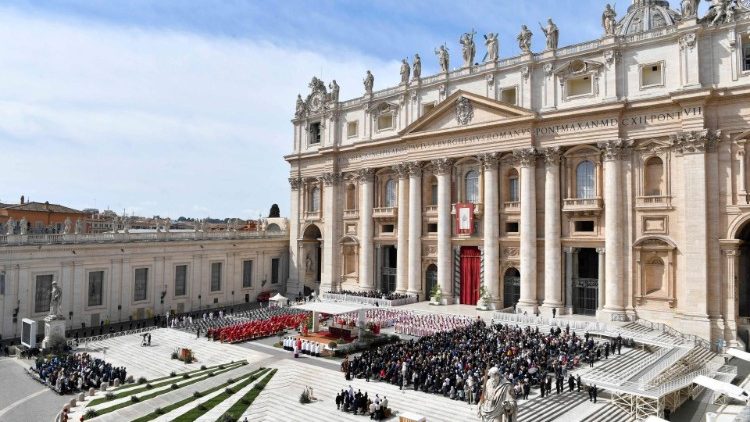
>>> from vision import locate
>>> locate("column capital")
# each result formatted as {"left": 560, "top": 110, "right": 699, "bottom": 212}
{"left": 393, "top": 163, "right": 410, "bottom": 179}
{"left": 319, "top": 172, "right": 342, "bottom": 186}
{"left": 407, "top": 162, "right": 423, "bottom": 177}
{"left": 563, "top": 246, "right": 578, "bottom": 254}
{"left": 670, "top": 129, "right": 721, "bottom": 154}
{"left": 722, "top": 249, "right": 741, "bottom": 257}
{"left": 542, "top": 146, "right": 562, "bottom": 165}
{"left": 288, "top": 177, "right": 303, "bottom": 190}
{"left": 513, "top": 147, "right": 538, "bottom": 167}
{"left": 354, "top": 168, "right": 376, "bottom": 183}
{"left": 596, "top": 247, "right": 606, "bottom": 255}
{"left": 431, "top": 158, "right": 454, "bottom": 175}
{"left": 478, "top": 153, "right": 500, "bottom": 170}
{"left": 598, "top": 138, "right": 633, "bottom": 161}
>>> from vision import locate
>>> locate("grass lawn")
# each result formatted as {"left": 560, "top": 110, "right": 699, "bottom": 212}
{"left": 219, "top": 369, "right": 278, "bottom": 421}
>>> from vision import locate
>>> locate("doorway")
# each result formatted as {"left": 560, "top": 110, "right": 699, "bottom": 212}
{"left": 459, "top": 246, "right": 481, "bottom": 305}
{"left": 573, "top": 248, "right": 599, "bottom": 316}
{"left": 503, "top": 268, "right": 520, "bottom": 309}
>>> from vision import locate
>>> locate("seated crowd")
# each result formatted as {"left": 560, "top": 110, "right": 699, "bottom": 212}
{"left": 328, "top": 290, "right": 412, "bottom": 301}
{"left": 31, "top": 352, "right": 126, "bottom": 394}
{"left": 394, "top": 312, "right": 474, "bottom": 336}
{"left": 343, "top": 319, "right": 616, "bottom": 404}
{"left": 335, "top": 387, "right": 390, "bottom": 420}
{"left": 207, "top": 311, "right": 308, "bottom": 343}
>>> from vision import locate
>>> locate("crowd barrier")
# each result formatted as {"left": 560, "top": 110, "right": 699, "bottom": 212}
{"left": 320, "top": 293, "right": 418, "bottom": 307}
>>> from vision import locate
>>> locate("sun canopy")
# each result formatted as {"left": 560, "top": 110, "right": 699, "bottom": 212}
{"left": 295, "top": 302, "right": 372, "bottom": 315}
{"left": 269, "top": 293, "right": 287, "bottom": 302}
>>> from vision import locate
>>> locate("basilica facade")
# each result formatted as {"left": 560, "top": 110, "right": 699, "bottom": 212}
{"left": 286, "top": 0, "right": 750, "bottom": 347}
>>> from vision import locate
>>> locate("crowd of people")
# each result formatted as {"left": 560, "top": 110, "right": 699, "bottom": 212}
{"left": 283, "top": 336, "right": 325, "bottom": 357}
{"left": 30, "top": 352, "right": 126, "bottom": 394}
{"left": 342, "top": 319, "right": 622, "bottom": 405}
{"left": 207, "top": 311, "right": 309, "bottom": 343}
{"left": 335, "top": 386, "right": 390, "bottom": 420}
{"left": 328, "top": 290, "right": 413, "bottom": 301}
{"left": 394, "top": 313, "right": 475, "bottom": 337}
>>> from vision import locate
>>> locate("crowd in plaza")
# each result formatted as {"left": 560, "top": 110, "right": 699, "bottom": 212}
{"left": 329, "top": 290, "right": 412, "bottom": 301}
{"left": 393, "top": 313, "right": 475, "bottom": 337}
{"left": 283, "top": 336, "right": 325, "bottom": 357}
{"left": 335, "top": 386, "right": 391, "bottom": 420}
{"left": 207, "top": 311, "right": 308, "bottom": 343}
{"left": 342, "top": 319, "right": 622, "bottom": 405}
{"left": 30, "top": 352, "right": 126, "bottom": 394}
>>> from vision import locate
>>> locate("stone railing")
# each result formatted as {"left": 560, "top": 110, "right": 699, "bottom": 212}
{"left": 372, "top": 207, "right": 398, "bottom": 218}
{"left": 343, "top": 209, "right": 359, "bottom": 219}
{"left": 423, "top": 205, "right": 438, "bottom": 215}
{"left": 563, "top": 197, "right": 603, "bottom": 212}
{"left": 0, "top": 230, "right": 287, "bottom": 246}
{"left": 555, "top": 39, "right": 602, "bottom": 58}
{"left": 636, "top": 195, "right": 672, "bottom": 208}
{"left": 503, "top": 201, "right": 520, "bottom": 212}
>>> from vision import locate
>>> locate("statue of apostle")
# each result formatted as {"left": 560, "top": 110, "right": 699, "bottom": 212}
{"left": 517, "top": 25, "right": 533, "bottom": 55}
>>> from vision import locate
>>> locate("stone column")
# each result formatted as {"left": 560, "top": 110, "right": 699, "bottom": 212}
{"left": 407, "top": 163, "right": 423, "bottom": 297}
{"left": 597, "top": 248, "right": 606, "bottom": 312}
{"left": 288, "top": 177, "right": 303, "bottom": 294}
{"left": 674, "top": 131, "right": 718, "bottom": 325}
{"left": 320, "top": 172, "right": 341, "bottom": 293}
{"left": 738, "top": 144, "right": 747, "bottom": 203}
{"left": 721, "top": 244, "right": 740, "bottom": 347}
{"left": 542, "top": 147, "right": 563, "bottom": 316}
{"left": 564, "top": 247, "right": 575, "bottom": 314}
{"left": 481, "top": 153, "right": 500, "bottom": 307}
{"left": 357, "top": 169, "right": 376, "bottom": 291}
{"left": 394, "top": 164, "right": 410, "bottom": 294}
{"left": 515, "top": 147, "right": 538, "bottom": 314}
{"left": 433, "top": 158, "right": 454, "bottom": 303}
{"left": 599, "top": 139, "right": 631, "bottom": 318}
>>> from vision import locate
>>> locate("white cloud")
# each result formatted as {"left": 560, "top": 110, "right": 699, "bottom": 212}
{"left": 0, "top": 7, "right": 399, "bottom": 218}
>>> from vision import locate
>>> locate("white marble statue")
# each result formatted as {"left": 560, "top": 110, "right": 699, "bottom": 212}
{"left": 5, "top": 217, "right": 13, "bottom": 235}
{"left": 435, "top": 44, "right": 450, "bottom": 73}
{"left": 19, "top": 217, "right": 27, "bottom": 235}
{"left": 329, "top": 80, "right": 339, "bottom": 103}
{"left": 478, "top": 367, "right": 517, "bottom": 422}
{"left": 49, "top": 280, "right": 62, "bottom": 319}
{"left": 708, "top": 0, "right": 736, "bottom": 25}
{"left": 602, "top": 4, "right": 617, "bottom": 36}
{"left": 75, "top": 218, "right": 82, "bottom": 235}
{"left": 540, "top": 18, "right": 559, "bottom": 51}
{"left": 459, "top": 29, "right": 477, "bottom": 67}
{"left": 111, "top": 216, "right": 119, "bottom": 233}
{"left": 164, "top": 218, "right": 171, "bottom": 233}
{"left": 295, "top": 94, "right": 305, "bottom": 118}
{"left": 363, "top": 70, "right": 374, "bottom": 95}
{"left": 306, "top": 254, "right": 313, "bottom": 272}
{"left": 681, "top": 0, "right": 699, "bottom": 17}
{"left": 400, "top": 58, "right": 410, "bottom": 85}
{"left": 123, "top": 217, "right": 130, "bottom": 234}
{"left": 484, "top": 33, "right": 499, "bottom": 62}
{"left": 517, "top": 25, "right": 533, "bottom": 55}
{"left": 412, "top": 54, "right": 421, "bottom": 80}
{"left": 63, "top": 217, "right": 72, "bottom": 234}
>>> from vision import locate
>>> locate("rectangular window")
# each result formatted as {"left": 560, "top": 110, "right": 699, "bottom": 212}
{"left": 346, "top": 121, "right": 358, "bottom": 138}
{"left": 377, "top": 114, "right": 393, "bottom": 131}
{"left": 134, "top": 268, "right": 148, "bottom": 302}
{"left": 35, "top": 275, "right": 53, "bottom": 313}
{"left": 641, "top": 62, "right": 664, "bottom": 87}
{"left": 211, "top": 262, "right": 222, "bottom": 292}
{"left": 509, "top": 177, "right": 520, "bottom": 202}
{"left": 744, "top": 34, "right": 750, "bottom": 72}
{"left": 422, "top": 103, "right": 436, "bottom": 115}
{"left": 175, "top": 265, "right": 187, "bottom": 297}
{"left": 0, "top": 271, "right": 5, "bottom": 295}
{"left": 242, "top": 260, "right": 253, "bottom": 288}
{"left": 382, "top": 224, "right": 395, "bottom": 233}
{"left": 431, "top": 183, "right": 438, "bottom": 206}
{"left": 271, "top": 258, "right": 280, "bottom": 284}
{"left": 88, "top": 271, "right": 104, "bottom": 307}
{"left": 309, "top": 122, "right": 321, "bottom": 145}
{"left": 500, "top": 87, "right": 517, "bottom": 105}
{"left": 567, "top": 76, "right": 592, "bottom": 97}
{"left": 574, "top": 220, "right": 595, "bottom": 232}
{"left": 505, "top": 222, "right": 519, "bottom": 234}
{"left": 427, "top": 223, "right": 438, "bottom": 233}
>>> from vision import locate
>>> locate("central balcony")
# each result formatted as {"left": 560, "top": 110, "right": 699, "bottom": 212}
{"left": 635, "top": 195, "right": 672, "bottom": 210}
{"left": 503, "top": 201, "right": 520, "bottom": 214}
{"left": 343, "top": 209, "right": 359, "bottom": 220}
{"left": 372, "top": 207, "right": 397, "bottom": 220}
{"left": 563, "top": 197, "right": 603, "bottom": 215}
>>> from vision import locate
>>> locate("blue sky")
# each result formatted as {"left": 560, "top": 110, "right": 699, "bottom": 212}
{"left": 0, "top": 1, "right": 704, "bottom": 219}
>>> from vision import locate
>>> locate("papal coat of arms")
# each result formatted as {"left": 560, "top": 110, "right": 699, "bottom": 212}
{"left": 456, "top": 96, "right": 474, "bottom": 125}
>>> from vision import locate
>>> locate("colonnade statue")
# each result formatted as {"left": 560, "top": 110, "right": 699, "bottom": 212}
{"left": 49, "top": 280, "right": 63, "bottom": 319}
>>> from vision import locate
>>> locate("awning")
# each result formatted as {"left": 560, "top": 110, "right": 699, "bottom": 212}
{"left": 269, "top": 293, "right": 287, "bottom": 302}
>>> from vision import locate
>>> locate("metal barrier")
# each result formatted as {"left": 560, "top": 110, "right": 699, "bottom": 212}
{"left": 68, "top": 326, "right": 157, "bottom": 347}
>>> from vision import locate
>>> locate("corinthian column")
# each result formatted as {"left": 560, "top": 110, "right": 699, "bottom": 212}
{"left": 599, "top": 139, "right": 631, "bottom": 317}
{"left": 357, "top": 168, "right": 376, "bottom": 291}
{"left": 480, "top": 153, "right": 500, "bottom": 307}
{"left": 394, "top": 164, "right": 410, "bottom": 294}
{"left": 320, "top": 172, "right": 341, "bottom": 292}
{"left": 433, "top": 158, "right": 454, "bottom": 303}
{"left": 515, "top": 147, "right": 538, "bottom": 313}
{"left": 407, "top": 162, "right": 423, "bottom": 297}
{"left": 542, "top": 147, "right": 563, "bottom": 316}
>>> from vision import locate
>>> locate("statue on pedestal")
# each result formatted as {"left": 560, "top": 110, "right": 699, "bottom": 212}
{"left": 412, "top": 54, "right": 422, "bottom": 80}
{"left": 539, "top": 18, "right": 559, "bottom": 51}
{"left": 75, "top": 218, "right": 82, "bottom": 235}
{"left": 5, "top": 217, "right": 13, "bottom": 235}
{"left": 19, "top": 217, "right": 27, "bottom": 235}
{"left": 328, "top": 80, "right": 339, "bottom": 103}
{"left": 363, "top": 70, "right": 374, "bottom": 95}
{"left": 295, "top": 94, "right": 306, "bottom": 118}
{"left": 681, "top": 0, "right": 699, "bottom": 17}
{"left": 459, "top": 29, "right": 477, "bottom": 67}
{"left": 164, "top": 218, "right": 171, "bottom": 233}
{"left": 484, "top": 33, "right": 499, "bottom": 62}
{"left": 478, "top": 367, "right": 517, "bottom": 422}
{"left": 63, "top": 218, "right": 72, "bottom": 234}
{"left": 517, "top": 25, "right": 533, "bottom": 55}
{"left": 48, "top": 281, "right": 63, "bottom": 319}
{"left": 602, "top": 4, "right": 617, "bottom": 36}
{"left": 400, "top": 59, "right": 410, "bottom": 85}
{"left": 435, "top": 44, "right": 450, "bottom": 73}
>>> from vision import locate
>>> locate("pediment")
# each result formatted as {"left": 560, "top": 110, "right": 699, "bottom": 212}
{"left": 400, "top": 90, "right": 535, "bottom": 138}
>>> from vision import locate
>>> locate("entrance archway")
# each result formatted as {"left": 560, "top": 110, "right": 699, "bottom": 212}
{"left": 738, "top": 225, "right": 750, "bottom": 319}
{"left": 459, "top": 246, "right": 481, "bottom": 305}
{"left": 425, "top": 264, "right": 437, "bottom": 299}
{"left": 380, "top": 246, "right": 397, "bottom": 294}
{"left": 302, "top": 224, "right": 322, "bottom": 284}
{"left": 503, "top": 268, "right": 520, "bottom": 309}
{"left": 573, "top": 248, "right": 599, "bottom": 316}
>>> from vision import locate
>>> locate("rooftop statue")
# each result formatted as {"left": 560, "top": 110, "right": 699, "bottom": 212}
{"left": 412, "top": 54, "right": 422, "bottom": 80}
{"left": 434, "top": 44, "right": 450, "bottom": 73}
{"left": 602, "top": 4, "right": 617, "bottom": 36}
{"left": 459, "top": 29, "right": 477, "bottom": 67}
{"left": 295, "top": 94, "right": 305, "bottom": 118}
{"left": 540, "top": 18, "right": 559, "bottom": 51}
{"left": 681, "top": 0, "right": 699, "bottom": 17}
{"left": 484, "top": 33, "right": 499, "bottom": 62}
{"left": 329, "top": 80, "right": 339, "bottom": 103}
{"left": 517, "top": 25, "right": 533, "bottom": 55}
{"left": 363, "top": 70, "right": 374, "bottom": 94}
{"left": 400, "top": 58, "right": 410, "bottom": 85}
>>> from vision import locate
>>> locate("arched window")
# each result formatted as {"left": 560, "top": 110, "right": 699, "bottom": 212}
{"left": 346, "top": 184, "right": 357, "bottom": 210}
{"left": 576, "top": 160, "right": 595, "bottom": 199}
{"left": 430, "top": 176, "right": 438, "bottom": 206}
{"left": 384, "top": 179, "right": 397, "bottom": 207}
{"left": 508, "top": 169, "right": 520, "bottom": 202}
{"left": 644, "top": 157, "right": 664, "bottom": 196}
{"left": 465, "top": 170, "right": 480, "bottom": 204}
{"left": 310, "top": 187, "right": 320, "bottom": 212}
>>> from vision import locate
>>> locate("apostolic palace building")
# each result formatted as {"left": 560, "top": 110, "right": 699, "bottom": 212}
{"left": 286, "top": 0, "right": 750, "bottom": 348}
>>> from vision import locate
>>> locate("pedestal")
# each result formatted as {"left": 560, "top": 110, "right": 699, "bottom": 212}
{"left": 41, "top": 317, "right": 67, "bottom": 349}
